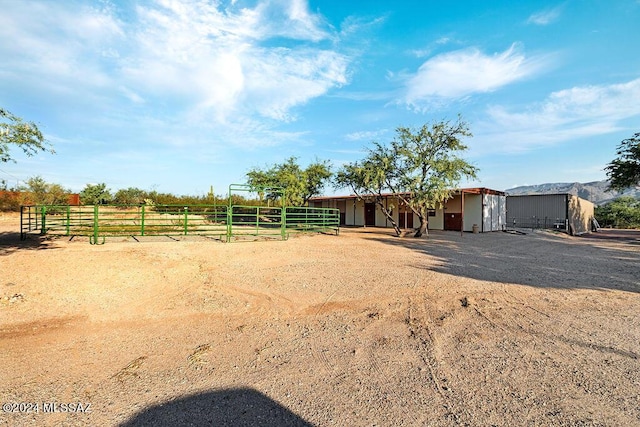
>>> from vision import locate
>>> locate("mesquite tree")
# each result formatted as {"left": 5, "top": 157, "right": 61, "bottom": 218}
{"left": 246, "top": 157, "right": 332, "bottom": 206}
{"left": 336, "top": 117, "right": 478, "bottom": 237}
{"left": 1, "top": 108, "right": 53, "bottom": 163}
{"left": 605, "top": 132, "right": 640, "bottom": 191}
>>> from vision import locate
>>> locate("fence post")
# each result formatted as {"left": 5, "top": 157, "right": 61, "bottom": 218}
{"left": 226, "top": 205, "right": 232, "bottom": 243}
{"left": 141, "top": 205, "right": 146, "bottom": 236}
{"left": 93, "top": 205, "right": 99, "bottom": 243}
{"left": 255, "top": 206, "right": 260, "bottom": 235}
{"left": 66, "top": 205, "right": 71, "bottom": 236}
{"left": 184, "top": 206, "right": 188, "bottom": 235}
{"left": 281, "top": 207, "right": 286, "bottom": 240}
{"left": 40, "top": 206, "right": 47, "bottom": 235}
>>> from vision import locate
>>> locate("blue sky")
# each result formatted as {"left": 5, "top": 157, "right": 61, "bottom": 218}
{"left": 1, "top": 0, "right": 639, "bottom": 196}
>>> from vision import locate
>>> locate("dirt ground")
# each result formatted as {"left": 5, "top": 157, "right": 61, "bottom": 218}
{"left": 0, "top": 212, "right": 639, "bottom": 426}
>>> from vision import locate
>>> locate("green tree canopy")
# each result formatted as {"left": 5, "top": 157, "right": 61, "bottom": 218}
{"left": 246, "top": 157, "right": 332, "bottom": 206}
{"left": 113, "top": 187, "right": 148, "bottom": 205}
{"left": 605, "top": 132, "right": 640, "bottom": 191}
{"left": 17, "top": 175, "right": 69, "bottom": 206}
{"left": 595, "top": 196, "right": 640, "bottom": 229}
{"left": 80, "top": 183, "right": 112, "bottom": 205}
{"left": 605, "top": 133, "right": 640, "bottom": 191}
{"left": 1, "top": 108, "right": 53, "bottom": 163}
{"left": 335, "top": 117, "right": 478, "bottom": 237}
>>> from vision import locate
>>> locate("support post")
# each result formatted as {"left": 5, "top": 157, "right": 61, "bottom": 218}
{"left": 40, "top": 206, "right": 47, "bottom": 235}
{"left": 460, "top": 190, "right": 464, "bottom": 236}
{"left": 66, "top": 205, "right": 71, "bottom": 236}
{"left": 141, "top": 205, "right": 146, "bottom": 236}
{"left": 281, "top": 207, "right": 286, "bottom": 240}
{"left": 256, "top": 206, "right": 260, "bottom": 235}
{"left": 184, "top": 206, "right": 188, "bottom": 235}
{"left": 93, "top": 205, "right": 99, "bottom": 243}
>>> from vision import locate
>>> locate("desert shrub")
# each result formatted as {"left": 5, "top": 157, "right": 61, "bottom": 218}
{"left": 595, "top": 197, "right": 640, "bottom": 228}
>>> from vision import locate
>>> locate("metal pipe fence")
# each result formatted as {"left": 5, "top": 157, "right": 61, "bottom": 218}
{"left": 20, "top": 203, "right": 339, "bottom": 244}
{"left": 507, "top": 216, "right": 568, "bottom": 231}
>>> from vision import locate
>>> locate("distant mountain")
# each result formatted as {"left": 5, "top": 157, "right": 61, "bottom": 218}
{"left": 505, "top": 180, "right": 640, "bottom": 205}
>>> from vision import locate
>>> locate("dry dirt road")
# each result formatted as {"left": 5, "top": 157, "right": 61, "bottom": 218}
{"left": 0, "top": 213, "right": 639, "bottom": 426}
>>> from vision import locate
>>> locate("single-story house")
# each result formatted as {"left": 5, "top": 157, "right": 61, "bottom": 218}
{"left": 505, "top": 194, "right": 595, "bottom": 235}
{"left": 309, "top": 187, "right": 506, "bottom": 232}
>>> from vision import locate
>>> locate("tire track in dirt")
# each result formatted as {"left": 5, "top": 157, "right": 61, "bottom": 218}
{"left": 404, "top": 295, "right": 467, "bottom": 425}
{"left": 500, "top": 284, "right": 639, "bottom": 364}
{"left": 215, "top": 284, "right": 298, "bottom": 317}
{"left": 304, "top": 289, "right": 426, "bottom": 424}
{"left": 495, "top": 285, "right": 640, "bottom": 421}
{"left": 308, "top": 291, "right": 339, "bottom": 376}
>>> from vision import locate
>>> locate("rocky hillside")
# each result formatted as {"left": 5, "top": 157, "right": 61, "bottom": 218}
{"left": 505, "top": 180, "right": 640, "bottom": 205}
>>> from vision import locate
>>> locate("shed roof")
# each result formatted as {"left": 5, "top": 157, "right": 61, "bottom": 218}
{"left": 309, "top": 187, "right": 505, "bottom": 202}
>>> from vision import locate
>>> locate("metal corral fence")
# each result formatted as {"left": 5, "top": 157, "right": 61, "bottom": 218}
{"left": 20, "top": 204, "right": 339, "bottom": 244}
{"left": 507, "top": 216, "right": 568, "bottom": 232}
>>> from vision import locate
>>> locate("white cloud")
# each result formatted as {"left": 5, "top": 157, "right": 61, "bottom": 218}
{"left": 256, "top": 0, "right": 333, "bottom": 42}
{"left": 122, "top": 0, "right": 349, "bottom": 123}
{"left": 401, "top": 44, "right": 550, "bottom": 110}
{"left": 0, "top": 1, "right": 122, "bottom": 88}
{"left": 0, "top": 0, "right": 352, "bottom": 142}
{"left": 344, "top": 129, "right": 388, "bottom": 141}
{"left": 527, "top": 6, "right": 563, "bottom": 26}
{"left": 475, "top": 78, "right": 640, "bottom": 153}
{"left": 409, "top": 36, "right": 453, "bottom": 58}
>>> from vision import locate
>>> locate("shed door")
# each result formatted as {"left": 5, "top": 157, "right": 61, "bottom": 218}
{"left": 444, "top": 213, "right": 462, "bottom": 231}
{"left": 406, "top": 212, "right": 413, "bottom": 228}
{"left": 365, "top": 203, "right": 376, "bottom": 226}
{"left": 337, "top": 200, "right": 347, "bottom": 226}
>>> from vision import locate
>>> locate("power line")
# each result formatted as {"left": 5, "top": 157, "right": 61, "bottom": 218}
{"left": 0, "top": 168, "right": 25, "bottom": 188}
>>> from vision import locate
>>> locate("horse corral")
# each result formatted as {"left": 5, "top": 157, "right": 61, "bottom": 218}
{"left": 20, "top": 185, "right": 340, "bottom": 244}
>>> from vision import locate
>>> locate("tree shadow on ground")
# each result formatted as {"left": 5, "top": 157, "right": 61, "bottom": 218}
{"left": 0, "top": 232, "right": 59, "bottom": 256}
{"left": 366, "top": 229, "right": 640, "bottom": 294}
{"left": 120, "top": 388, "right": 313, "bottom": 427}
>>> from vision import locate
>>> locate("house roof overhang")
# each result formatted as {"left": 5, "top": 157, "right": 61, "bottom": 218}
{"left": 309, "top": 187, "right": 505, "bottom": 202}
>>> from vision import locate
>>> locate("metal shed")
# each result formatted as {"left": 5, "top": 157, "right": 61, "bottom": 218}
{"left": 506, "top": 194, "right": 595, "bottom": 235}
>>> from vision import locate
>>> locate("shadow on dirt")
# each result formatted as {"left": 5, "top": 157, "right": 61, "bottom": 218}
{"left": 367, "top": 229, "right": 640, "bottom": 294}
{"left": 120, "top": 388, "right": 312, "bottom": 427}
{"left": 0, "top": 232, "right": 59, "bottom": 256}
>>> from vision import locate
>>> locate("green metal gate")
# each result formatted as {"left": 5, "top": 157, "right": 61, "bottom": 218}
{"left": 20, "top": 184, "right": 339, "bottom": 244}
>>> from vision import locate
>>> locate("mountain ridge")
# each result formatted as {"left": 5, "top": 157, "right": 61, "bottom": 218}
{"left": 505, "top": 180, "right": 640, "bottom": 205}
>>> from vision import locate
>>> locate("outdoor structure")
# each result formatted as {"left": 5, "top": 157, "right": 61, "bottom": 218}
{"left": 20, "top": 184, "right": 340, "bottom": 244}
{"left": 309, "top": 187, "right": 506, "bottom": 233}
{"left": 505, "top": 194, "right": 595, "bottom": 235}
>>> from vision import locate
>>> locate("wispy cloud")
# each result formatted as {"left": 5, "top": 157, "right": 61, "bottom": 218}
{"left": 400, "top": 43, "right": 551, "bottom": 110}
{"left": 408, "top": 36, "right": 454, "bottom": 58}
{"left": 123, "top": 0, "right": 349, "bottom": 123}
{"left": 527, "top": 5, "right": 563, "bottom": 26}
{"left": 0, "top": 0, "right": 352, "bottom": 147}
{"left": 344, "top": 129, "right": 389, "bottom": 141}
{"left": 475, "top": 77, "right": 640, "bottom": 153}
{"left": 0, "top": 2, "right": 122, "bottom": 89}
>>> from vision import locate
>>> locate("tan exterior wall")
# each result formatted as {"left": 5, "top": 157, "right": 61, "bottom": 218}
{"left": 429, "top": 208, "right": 444, "bottom": 230}
{"left": 568, "top": 196, "right": 595, "bottom": 235}
{"left": 443, "top": 195, "right": 462, "bottom": 213}
{"left": 463, "top": 194, "right": 483, "bottom": 232}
